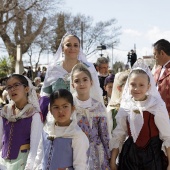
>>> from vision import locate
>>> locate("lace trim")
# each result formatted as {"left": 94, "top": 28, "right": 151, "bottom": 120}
{"left": 76, "top": 107, "right": 106, "bottom": 128}
{"left": 109, "top": 138, "right": 124, "bottom": 153}
{"left": 162, "top": 139, "right": 170, "bottom": 156}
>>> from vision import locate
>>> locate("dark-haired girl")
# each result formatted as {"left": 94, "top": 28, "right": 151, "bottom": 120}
{"left": 0, "top": 74, "right": 43, "bottom": 170}
{"left": 33, "top": 89, "right": 89, "bottom": 170}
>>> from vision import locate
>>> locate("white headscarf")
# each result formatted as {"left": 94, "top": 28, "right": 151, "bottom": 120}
{"left": 1, "top": 75, "right": 40, "bottom": 122}
{"left": 107, "top": 70, "right": 129, "bottom": 113}
{"left": 120, "top": 59, "right": 168, "bottom": 142}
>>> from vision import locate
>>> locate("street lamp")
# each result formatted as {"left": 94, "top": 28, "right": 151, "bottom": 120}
{"left": 97, "top": 44, "right": 106, "bottom": 57}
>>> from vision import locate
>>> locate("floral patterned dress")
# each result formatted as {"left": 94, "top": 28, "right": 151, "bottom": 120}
{"left": 74, "top": 97, "right": 111, "bottom": 170}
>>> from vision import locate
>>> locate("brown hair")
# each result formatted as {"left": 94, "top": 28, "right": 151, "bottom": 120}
{"left": 61, "top": 34, "right": 80, "bottom": 48}
{"left": 129, "top": 69, "right": 150, "bottom": 83}
{"left": 71, "top": 63, "right": 92, "bottom": 81}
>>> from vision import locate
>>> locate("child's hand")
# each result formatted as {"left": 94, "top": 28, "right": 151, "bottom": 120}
{"left": 110, "top": 159, "right": 117, "bottom": 170}
{"left": 110, "top": 163, "right": 117, "bottom": 170}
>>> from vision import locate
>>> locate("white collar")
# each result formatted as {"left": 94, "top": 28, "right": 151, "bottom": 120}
{"left": 75, "top": 97, "right": 92, "bottom": 108}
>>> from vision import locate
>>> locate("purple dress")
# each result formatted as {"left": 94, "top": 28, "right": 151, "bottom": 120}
{"left": 74, "top": 97, "right": 111, "bottom": 170}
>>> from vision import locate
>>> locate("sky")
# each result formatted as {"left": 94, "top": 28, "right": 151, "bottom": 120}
{"left": 61, "top": 0, "right": 170, "bottom": 65}
{"left": 1, "top": 0, "right": 170, "bottom": 67}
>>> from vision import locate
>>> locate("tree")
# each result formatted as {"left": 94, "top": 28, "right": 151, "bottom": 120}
{"left": 0, "top": 56, "right": 14, "bottom": 77}
{"left": 48, "top": 12, "right": 121, "bottom": 56}
{"left": 51, "top": 13, "right": 66, "bottom": 53}
{"left": 0, "top": 0, "right": 61, "bottom": 72}
{"left": 112, "top": 61, "right": 125, "bottom": 73}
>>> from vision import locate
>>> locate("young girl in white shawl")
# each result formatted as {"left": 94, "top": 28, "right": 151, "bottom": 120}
{"left": 110, "top": 59, "right": 170, "bottom": 170}
{"left": 106, "top": 70, "right": 129, "bottom": 138}
{"left": 0, "top": 74, "right": 43, "bottom": 170}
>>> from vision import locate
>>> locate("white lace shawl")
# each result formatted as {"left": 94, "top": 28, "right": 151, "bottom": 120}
{"left": 74, "top": 97, "right": 107, "bottom": 129}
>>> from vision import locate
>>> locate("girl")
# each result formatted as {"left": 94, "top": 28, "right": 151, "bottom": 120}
{"left": 0, "top": 74, "right": 43, "bottom": 170}
{"left": 33, "top": 89, "right": 89, "bottom": 170}
{"left": 110, "top": 60, "right": 170, "bottom": 170}
{"left": 107, "top": 70, "right": 129, "bottom": 138}
{"left": 40, "top": 33, "right": 103, "bottom": 121}
{"left": 71, "top": 63, "right": 111, "bottom": 170}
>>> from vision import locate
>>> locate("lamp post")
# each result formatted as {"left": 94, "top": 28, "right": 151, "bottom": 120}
{"left": 97, "top": 44, "right": 106, "bottom": 57}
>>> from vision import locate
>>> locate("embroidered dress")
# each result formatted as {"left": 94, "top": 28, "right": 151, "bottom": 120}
{"left": 42, "top": 64, "right": 71, "bottom": 94}
{"left": 33, "top": 114, "right": 89, "bottom": 170}
{"left": 0, "top": 104, "right": 43, "bottom": 170}
{"left": 110, "top": 60, "right": 170, "bottom": 170}
{"left": 41, "top": 61, "right": 102, "bottom": 102}
{"left": 74, "top": 97, "right": 111, "bottom": 170}
{"left": 110, "top": 96, "right": 170, "bottom": 170}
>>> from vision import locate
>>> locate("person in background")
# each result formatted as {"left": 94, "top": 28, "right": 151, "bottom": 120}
{"left": 127, "top": 49, "right": 137, "bottom": 68}
{"left": 108, "top": 68, "right": 114, "bottom": 75}
{"left": 36, "top": 67, "right": 41, "bottom": 78}
{"left": 0, "top": 87, "right": 5, "bottom": 108}
{"left": 2, "top": 86, "right": 10, "bottom": 104}
{"left": 106, "top": 70, "right": 129, "bottom": 138}
{"left": 96, "top": 57, "right": 109, "bottom": 96}
{"left": 22, "top": 71, "right": 27, "bottom": 77}
{"left": 0, "top": 74, "right": 43, "bottom": 170}
{"left": 110, "top": 60, "right": 170, "bottom": 170}
{"left": 71, "top": 63, "right": 111, "bottom": 170}
{"left": 153, "top": 39, "right": 170, "bottom": 117}
{"left": 40, "top": 67, "right": 46, "bottom": 82}
{"left": 33, "top": 89, "right": 89, "bottom": 170}
{"left": 103, "top": 74, "right": 115, "bottom": 107}
{"left": 32, "top": 77, "right": 41, "bottom": 87}
{"left": 27, "top": 66, "right": 34, "bottom": 81}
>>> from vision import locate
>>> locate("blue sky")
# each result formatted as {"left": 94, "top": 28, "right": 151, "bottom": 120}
{"left": 62, "top": 0, "right": 170, "bottom": 64}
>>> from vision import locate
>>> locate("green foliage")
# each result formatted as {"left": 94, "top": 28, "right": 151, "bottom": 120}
{"left": 0, "top": 56, "right": 13, "bottom": 77}
{"left": 112, "top": 61, "right": 125, "bottom": 73}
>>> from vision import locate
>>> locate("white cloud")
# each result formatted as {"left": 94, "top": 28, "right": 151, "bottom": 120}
{"left": 146, "top": 26, "right": 170, "bottom": 43}
{"left": 123, "top": 29, "right": 142, "bottom": 37}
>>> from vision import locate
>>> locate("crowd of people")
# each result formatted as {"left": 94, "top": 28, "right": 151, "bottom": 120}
{"left": 0, "top": 33, "right": 170, "bottom": 170}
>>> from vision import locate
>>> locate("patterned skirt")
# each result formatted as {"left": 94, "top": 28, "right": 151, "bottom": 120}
{"left": 88, "top": 143, "right": 111, "bottom": 170}
{"left": 118, "top": 136, "right": 168, "bottom": 170}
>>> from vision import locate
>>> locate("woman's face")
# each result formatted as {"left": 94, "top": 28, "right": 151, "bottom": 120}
{"left": 62, "top": 36, "right": 80, "bottom": 60}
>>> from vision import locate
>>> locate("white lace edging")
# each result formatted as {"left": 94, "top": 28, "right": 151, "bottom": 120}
{"left": 109, "top": 138, "right": 123, "bottom": 153}
{"left": 161, "top": 140, "right": 170, "bottom": 156}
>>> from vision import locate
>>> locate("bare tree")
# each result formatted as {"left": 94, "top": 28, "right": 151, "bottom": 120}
{"left": 48, "top": 12, "right": 121, "bottom": 56}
